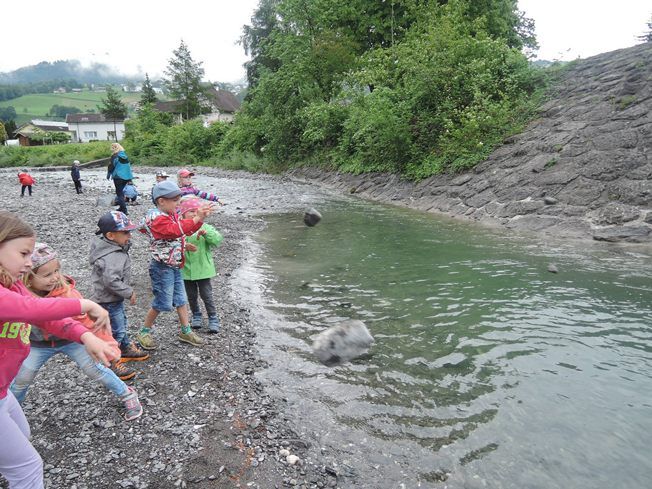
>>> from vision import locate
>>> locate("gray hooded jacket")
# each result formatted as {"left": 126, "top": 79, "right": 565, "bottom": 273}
{"left": 89, "top": 236, "right": 133, "bottom": 303}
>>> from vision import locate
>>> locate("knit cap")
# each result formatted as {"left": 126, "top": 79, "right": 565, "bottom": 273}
{"left": 178, "top": 197, "right": 203, "bottom": 216}
{"left": 31, "top": 243, "right": 57, "bottom": 270}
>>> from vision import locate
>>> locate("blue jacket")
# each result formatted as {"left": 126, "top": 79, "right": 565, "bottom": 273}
{"left": 123, "top": 184, "right": 138, "bottom": 199}
{"left": 108, "top": 151, "right": 134, "bottom": 181}
{"left": 71, "top": 166, "right": 81, "bottom": 181}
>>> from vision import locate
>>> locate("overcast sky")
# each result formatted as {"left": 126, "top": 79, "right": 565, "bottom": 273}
{"left": 1, "top": 1, "right": 650, "bottom": 82}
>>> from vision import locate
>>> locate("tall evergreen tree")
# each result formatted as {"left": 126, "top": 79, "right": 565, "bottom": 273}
{"left": 164, "top": 40, "right": 206, "bottom": 120}
{"left": 98, "top": 86, "right": 128, "bottom": 141}
{"left": 140, "top": 73, "right": 158, "bottom": 106}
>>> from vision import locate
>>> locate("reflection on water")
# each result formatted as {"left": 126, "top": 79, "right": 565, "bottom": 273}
{"left": 240, "top": 197, "right": 652, "bottom": 488}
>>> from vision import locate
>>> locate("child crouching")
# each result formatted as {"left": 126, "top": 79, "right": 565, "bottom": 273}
{"left": 179, "top": 198, "right": 224, "bottom": 333}
{"left": 11, "top": 243, "right": 143, "bottom": 421}
{"left": 137, "top": 181, "right": 215, "bottom": 350}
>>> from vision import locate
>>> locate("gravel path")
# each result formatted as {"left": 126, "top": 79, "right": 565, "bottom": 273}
{"left": 0, "top": 167, "right": 338, "bottom": 489}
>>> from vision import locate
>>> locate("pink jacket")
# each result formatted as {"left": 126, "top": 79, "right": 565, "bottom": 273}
{"left": 0, "top": 281, "right": 87, "bottom": 399}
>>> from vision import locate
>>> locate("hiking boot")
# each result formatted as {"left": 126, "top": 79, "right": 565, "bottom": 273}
{"left": 121, "top": 387, "right": 143, "bottom": 421}
{"left": 207, "top": 315, "right": 220, "bottom": 334}
{"left": 136, "top": 331, "right": 157, "bottom": 350}
{"left": 120, "top": 342, "right": 150, "bottom": 362}
{"left": 179, "top": 330, "right": 204, "bottom": 347}
{"left": 110, "top": 360, "right": 136, "bottom": 381}
{"left": 191, "top": 313, "right": 203, "bottom": 330}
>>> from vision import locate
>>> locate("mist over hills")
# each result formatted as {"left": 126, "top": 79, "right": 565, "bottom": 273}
{"left": 0, "top": 60, "right": 142, "bottom": 85}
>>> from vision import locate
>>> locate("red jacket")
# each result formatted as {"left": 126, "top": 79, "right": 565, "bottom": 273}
{"left": 0, "top": 281, "right": 86, "bottom": 399}
{"left": 141, "top": 209, "right": 202, "bottom": 268}
{"left": 18, "top": 172, "right": 35, "bottom": 186}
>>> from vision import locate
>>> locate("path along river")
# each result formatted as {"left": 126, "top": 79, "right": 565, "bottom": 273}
{"left": 17, "top": 168, "right": 652, "bottom": 488}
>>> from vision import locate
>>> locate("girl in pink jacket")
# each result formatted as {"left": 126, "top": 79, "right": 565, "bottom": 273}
{"left": 0, "top": 210, "right": 114, "bottom": 489}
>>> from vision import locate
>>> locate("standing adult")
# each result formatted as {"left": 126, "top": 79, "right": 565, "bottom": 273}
{"left": 71, "top": 160, "right": 83, "bottom": 194}
{"left": 107, "top": 143, "right": 133, "bottom": 214}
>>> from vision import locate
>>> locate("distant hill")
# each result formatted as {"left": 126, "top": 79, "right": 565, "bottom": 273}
{"left": 0, "top": 60, "right": 139, "bottom": 85}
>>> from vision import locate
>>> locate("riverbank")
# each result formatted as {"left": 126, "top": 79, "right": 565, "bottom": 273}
{"left": 0, "top": 167, "right": 337, "bottom": 489}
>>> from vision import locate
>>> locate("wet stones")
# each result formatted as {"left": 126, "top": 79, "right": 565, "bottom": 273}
{"left": 303, "top": 208, "right": 322, "bottom": 227}
{"left": 312, "top": 319, "right": 374, "bottom": 367}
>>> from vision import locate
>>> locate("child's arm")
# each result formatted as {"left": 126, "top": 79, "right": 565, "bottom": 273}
{"left": 0, "top": 282, "right": 82, "bottom": 323}
{"left": 149, "top": 214, "right": 203, "bottom": 239}
{"left": 201, "top": 225, "right": 224, "bottom": 247}
{"left": 184, "top": 186, "right": 222, "bottom": 204}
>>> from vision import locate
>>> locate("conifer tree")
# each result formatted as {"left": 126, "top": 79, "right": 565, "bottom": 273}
{"left": 140, "top": 73, "right": 158, "bottom": 106}
{"left": 98, "top": 86, "right": 128, "bottom": 141}
{"left": 164, "top": 40, "right": 206, "bottom": 120}
{"left": 638, "top": 15, "right": 652, "bottom": 42}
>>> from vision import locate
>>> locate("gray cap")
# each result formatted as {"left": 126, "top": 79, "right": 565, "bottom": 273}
{"left": 152, "top": 180, "right": 182, "bottom": 201}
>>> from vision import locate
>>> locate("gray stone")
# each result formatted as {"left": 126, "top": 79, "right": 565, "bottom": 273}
{"left": 547, "top": 264, "right": 559, "bottom": 273}
{"left": 543, "top": 196, "right": 558, "bottom": 205}
{"left": 312, "top": 320, "right": 374, "bottom": 367}
{"left": 592, "top": 226, "right": 651, "bottom": 243}
{"left": 303, "top": 208, "right": 322, "bottom": 227}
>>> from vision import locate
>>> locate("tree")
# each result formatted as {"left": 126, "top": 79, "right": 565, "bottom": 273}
{"left": 140, "top": 73, "right": 158, "bottom": 106}
{"left": 0, "top": 106, "right": 16, "bottom": 122}
{"left": 638, "top": 15, "right": 652, "bottom": 42}
{"left": 48, "top": 104, "right": 81, "bottom": 119}
{"left": 164, "top": 40, "right": 206, "bottom": 120}
{"left": 4, "top": 119, "right": 16, "bottom": 138}
{"left": 98, "top": 85, "right": 128, "bottom": 141}
{"left": 0, "top": 121, "right": 7, "bottom": 144}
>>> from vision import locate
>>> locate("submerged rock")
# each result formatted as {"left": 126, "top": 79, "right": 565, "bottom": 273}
{"left": 312, "top": 320, "right": 374, "bottom": 366}
{"left": 304, "top": 208, "right": 322, "bottom": 227}
{"left": 547, "top": 263, "right": 559, "bottom": 273}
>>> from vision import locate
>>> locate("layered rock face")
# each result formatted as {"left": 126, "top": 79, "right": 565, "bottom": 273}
{"left": 292, "top": 43, "right": 652, "bottom": 243}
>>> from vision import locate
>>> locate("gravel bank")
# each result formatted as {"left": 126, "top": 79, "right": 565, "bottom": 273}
{"left": 0, "top": 167, "right": 338, "bottom": 489}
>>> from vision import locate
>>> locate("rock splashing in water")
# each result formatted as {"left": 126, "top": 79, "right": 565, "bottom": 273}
{"left": 312, "top": 319, "right": 374, "bottom": 366}
{"left": 303, "top": 208, "right": 322, "bottom": 227}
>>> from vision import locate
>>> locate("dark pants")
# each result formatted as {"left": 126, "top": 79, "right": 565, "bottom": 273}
{"left": 113, "top": 178, "right": 128, "bottom": 214}
{"left": 73, "top": 179, "right": 82, "bottom": 194}
{"left": 20, "top": 185, "right": 32, "bottom": 196}
{"left": 184, "top": 278, "right": 216, "bottom": 317}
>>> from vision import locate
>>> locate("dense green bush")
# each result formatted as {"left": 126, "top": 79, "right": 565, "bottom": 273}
{"left": 0, "top": 141, "right": 111, "bottom": 167}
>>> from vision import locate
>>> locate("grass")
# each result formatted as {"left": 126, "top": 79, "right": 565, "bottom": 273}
{"left": 0, "top": 90, "right": 146, "bottom": 125}
{"left": 0, "top": 141, "right": 112, "bottom": 167}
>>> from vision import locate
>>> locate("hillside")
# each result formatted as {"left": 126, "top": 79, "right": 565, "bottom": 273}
{"left": 0, "top": 60, "right": 138, "bottom": 85}
{"left": 0, "top": 91, "right": 146, "bottom": 125}
{"left": 291, "top": 42, "right": 652, "bottom": 244}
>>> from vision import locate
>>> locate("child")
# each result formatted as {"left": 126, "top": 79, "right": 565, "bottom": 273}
{"left": 177, "top": 168, "right": 223, "bottom": 204}
{"left": 0, "top": 210, "right": 114, "bottom": 488}
{"left": 11, "top": 243, "right": 143, "bottom": 421}
{"left": 179, "top": 198, "right": 224, "bottom": 333}
{"left": 17, "top": 170, "right": 35, "bottom": 197}
{"left": 123, "top": 181, "right": 139, "bottom": 204}
{"left": 90, "top": 211, "right": 149, "bottom": 380}
{"left": 137, "top": 181, "right": 214, "bottom": 350}
{"left": 71, "top": 160, "right": 83, "bottom": 194}
{"left": 155, "top": 170, "right": 170, "bottom": 183}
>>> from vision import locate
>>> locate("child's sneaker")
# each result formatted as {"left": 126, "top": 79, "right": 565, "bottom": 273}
{"left": 191, "top": 313, "right": 203, "bottom": 330}
{"left": 120, "top": 342, "right": 150, "bottom": 362}
{"left": 137, "top": 331, "right": 157, "bottom": 350}
{"left": 179, "top": 330, "right": 204, "bottom": 347}
{"left": 110, "top": 360, "right": 136, "bottom": 381}
{"left": 121, "top": 387, "right": 143, "bottom": 421}
{"left": 207, "top": 315, "right": 220, "bottom": 334}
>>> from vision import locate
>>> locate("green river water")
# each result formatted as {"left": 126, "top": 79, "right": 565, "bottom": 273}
{"left": 243, "top": 196, "right": 652, "bottom": 488}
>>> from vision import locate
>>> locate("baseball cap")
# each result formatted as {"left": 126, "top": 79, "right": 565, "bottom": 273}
{"left": 152, "top": 180, "right": 182, "bottom": 201}
{"left": 96, "top": 211, "right": 139, "bottom": 235}
{"left": 177, "top": 168, "right": 195, "bottom": 178}
{"left": 155, "top": 170, "right": 170, "bottom": 178}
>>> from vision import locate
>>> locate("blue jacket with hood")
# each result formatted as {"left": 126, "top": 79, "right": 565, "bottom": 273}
{"left": 108, "top": 150, "right": 134, "bottom": 181}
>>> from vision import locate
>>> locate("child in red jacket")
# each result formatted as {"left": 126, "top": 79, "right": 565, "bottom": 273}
{"left": 138, "top": 181, "right": 214, "bottom": 350}
{"left": 17, "top": 170, "right": 35, "bottom": 197}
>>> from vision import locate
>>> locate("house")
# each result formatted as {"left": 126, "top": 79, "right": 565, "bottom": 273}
{"left": 153, "top": 89, "right": 241, "bottom": 125}
{"left": 66, "top": 113, "right": 126, "bottom": 142}
{"left": 52, "top": 87, "right": 67, "bottom": 94}
{"left": 13, "top": 120, "right": 72, "bottom": 146}
{"left": 203, "top": 87, "right": 241, "bottom": 123}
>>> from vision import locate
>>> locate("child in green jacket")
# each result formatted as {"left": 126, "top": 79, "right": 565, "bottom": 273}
{"left": 179, "top": 197, "right": 224, "bottom": 333}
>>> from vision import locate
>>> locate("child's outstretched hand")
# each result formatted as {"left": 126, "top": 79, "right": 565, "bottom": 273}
{"left": 194, "top": 204, "right": 215, "bottom": 221}
{"left": 80, "top": 332, "right": 113, "bottom": 367}
{"left": 197, "top": 229, "right": 207, "bottom": 238}
{"left": 185, "top": 242, "right": 198, "bottom": 252}
{"left": 130, "top": 292, "right": 137, "bottom": 306}
{"left": 81, "top": 299, "right": 110, "bottom": 333}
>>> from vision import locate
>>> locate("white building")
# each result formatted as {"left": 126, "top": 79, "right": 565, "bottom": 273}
{"left": 66, "top": 113, "right": 126, "bottom": 142}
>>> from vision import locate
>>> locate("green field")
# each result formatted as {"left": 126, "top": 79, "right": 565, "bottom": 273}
{"left": 0, "top": 91, "right": 145, "bottom": 125}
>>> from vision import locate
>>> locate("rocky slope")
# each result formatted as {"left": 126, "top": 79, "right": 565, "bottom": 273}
{"left": 290, "top": 42, "right": 652, "bottom": 244}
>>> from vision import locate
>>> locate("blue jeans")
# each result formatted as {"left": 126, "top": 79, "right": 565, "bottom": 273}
{"left": 100, "top": 300, "right": 130, "bottom": 348}
{"left": 149, "top": 260, "right": 187, "bottom": 312}
{"left": 10, "top": 342, "right": 128, "bottom": 404}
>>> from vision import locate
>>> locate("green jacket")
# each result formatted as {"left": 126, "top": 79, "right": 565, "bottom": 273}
{"left": 181, "top": 223, "right": 224, "bottom": 281}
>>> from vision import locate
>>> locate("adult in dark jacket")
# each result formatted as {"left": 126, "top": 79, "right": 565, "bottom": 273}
{"left": 108, "top": 143, "right": 134, "bottom": 214}
{"left": 71, "top": 160, "right": 82, "bottom": 194}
